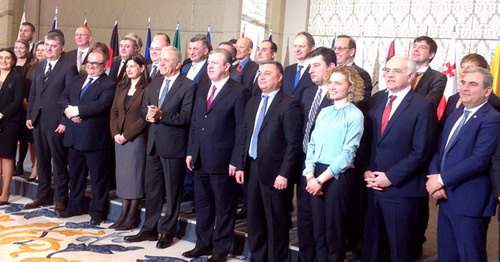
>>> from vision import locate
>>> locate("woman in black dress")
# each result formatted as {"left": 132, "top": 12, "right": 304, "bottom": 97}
{"left": 0, "top": 48, "right": 25, "bottom": 204}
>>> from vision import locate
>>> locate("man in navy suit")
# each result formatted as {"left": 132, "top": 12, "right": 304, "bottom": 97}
{"left": 297, "top": 47, "right": 336, "bottom": 262}
{"left": 491, "top": 141, "right": 500, "bottom": 259}
{"left": 182, "top": 49, "right": 250, "bottom": 262}
{"left": 362, "top": 56, "right": 438, "bottom": 262}
{"left": 181, "top": 34, "right": 210, "bottom": 85}
{"left": 426, "top": 67, "right": 500, "bottom": 262}
{"left": 233, "top": 37, "right": 259, "bottom": 87}
{"left": 235, "top": 61, "right": 303, "bottom": 262}
{"left": 58, "top": 50, "right": 116, "bottom": 224}
{"left": 24, "top": 32, "right": 78, "bottom": 213}
{"left": 124, "top": 46, "right": 197, "bottom": 249}
{"left": 282, "top": 32, "right": 315, "bottom": 102}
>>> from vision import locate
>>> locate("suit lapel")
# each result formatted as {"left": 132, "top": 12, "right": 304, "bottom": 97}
{"left": 80, "top": 75, "right": 101, "bottom": 101}
{"left": 0, "top": 71, "right": 14, "bottom": 99}
{"left": 415, "top": 68, "right": 430, "bottom": 92}
{"left": 446, "top": 103, "right": 491, "bottom": 151}
{"left": 126, "top": 87, "right": 143, "bottom": 112}
{"left": 294, "top": 66, "right": 311, "bottom": 94}
{"left": 44, "top": 59, "right": 63, "bottom": 87}
{"left": 207, "top": 81, "right": 231, "bottom": 113}
{"left": 161, "top": 74, "right": 183, "bottom": 109}
{"left": 259, "top": 90, "right": 283, "bottom": 133}
{"left": 380, "top": 91, "right": 413, "bottom": 140}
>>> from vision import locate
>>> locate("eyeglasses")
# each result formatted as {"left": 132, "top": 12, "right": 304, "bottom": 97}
{"left": 75, "top": 33, "right": 90, "bottom": 37}
{"left": 86, "top": 61, "right": 105, "bottom": 66}
{"left": 333, "top": 47, "right": 352, "bottom": 51}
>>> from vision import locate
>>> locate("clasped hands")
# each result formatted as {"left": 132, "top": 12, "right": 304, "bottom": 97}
{"left": 364, "top": 171, "right": 392, "bottom": 191}
{"left": 64, "top": 105, "right": 82, "bottom": 123}
{"left": 146, "top": 105, "right": 162, "bottom": 123}
{"left": 426, "top": 174, "right": 447, "bottom": 200}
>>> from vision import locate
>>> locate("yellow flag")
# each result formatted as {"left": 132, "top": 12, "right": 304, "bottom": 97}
{"left": 491, "top": 45, "right": 500, "bottom": 96}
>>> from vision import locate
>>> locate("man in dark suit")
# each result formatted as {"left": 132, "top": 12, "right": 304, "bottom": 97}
{"left": 124, "top": 46, "right": 196, "bottom": 249}
{"left": 411, "top": 36, "right": 447, "bottom": 106}
{"left": 24, "top": 32, "right": 78, "bottom": 213}
{"left": 182, "top": 49, "right": 250, "bottom": 262}
{"left": 426, "top": 67, "right": 500, "bottom": 261}
{"left": 65, "top": 26, "right": 92, "bottom": 73}
{"left": 18, "top": 22, "right": 36, "bottom": 52}
{"left": 333, "top": 35, "right": 372, "bottom": 111}
{"left": 297, "top": 47, "right": 336, "bottom": 262}
{"left": 219, "top": 42, "right": 242, "bottom": 88}
{"left": 362, "top": 56, "right": 438, "bottom": 262}
{"left": 491, "top": 141, "right": 500, "bottom": 259}
{"left": 109, "top": 36, "right": 139, "bottom": 82}
{"left": 282, "top": 32, "right": 315, "bottom": 102}
{"left": 57, "top": 50, "right": 116, "bottom": 224}
{"left": 181, "top": 34, "right": 210, "bottom": 85}
{"left": 233, "top": 37, "right": 259, "bottom": 87}
{"left": 247, "top": 40, "right": 277, "bottom": 97}
{"left": 147, "top": 38, "right": 168, "bottom": 81}
{"left": 235, "top": 61, "right": 303, "bottom": 262}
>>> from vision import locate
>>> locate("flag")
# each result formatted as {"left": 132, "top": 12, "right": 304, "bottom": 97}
{"left": 17, "top": 4, "right": 26, "bottom": 40}
{"left": 491, "top": 44, "right": 500, "bottom": 96}
{"left": 83, "top": 13, "right": 88, "bottom": 27}
{"left": 144, "top": 17, "right": 152, "bottom": 59}
{"left": 107, "top": 18, "right": 119, "bottom": 68}
{"left": 437, "top": 34, "right": 457, "bottom": 120}
{"left": 207, "top": 25, "right": 211, "bottom": 44}
{"left": 331, "top": 32, "right": 336, "bottom": 49}
{"left": 386, "top": 38, "right": 395, "bottom": 62}
{"left": 241, "top": 23, "right": 245, "bottom": 38}
{"left": 173, "top": 22, "right": 181, "bottom": 50}
{"left": 268, "top": 27, "right": 272, "bottom": 41}
{"left": 52, "top": 8, "right": 58, "bottom": 30}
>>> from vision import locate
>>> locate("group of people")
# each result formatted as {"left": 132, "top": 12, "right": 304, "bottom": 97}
{"left": 0, "top": 21, "right": 499, "bottom": 262}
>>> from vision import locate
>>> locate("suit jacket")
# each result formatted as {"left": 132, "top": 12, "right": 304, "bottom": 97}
{"left": 141, "top": 73, "right": 197, "bottom": 158}
{"left": 110, "top": 82, "right": 149, "bottom": 141}
{"left": 181, "top": 61, "right": 209, "bottom": 86}
{"left": 429, "top": 103, "right": 500, "bottom": 217}
{"left": 352, "top": 62, "right": 373, "bottom": 112}
{"left": 59, "top": 74, "right": 116, "bottom": 151}
{"left": 414, "top": 67, "right": 447, "bottom": 106}
{"left": 187, "top": 79, "right": 250, "bottom": 173}
{"left": 237, "top": 89, "right": 303, "bottom": 187}
{"left": 282, "top": 63, "right": 315, "bottom": 102}
{"left": 441, "top": 92, "right": 500, "bottom": 127}
{"left": 233, "top": 59, "right": 258, "bottom": 88}
{"left": 300, "top": 85, "right": 332, "bottom": 135}
{"left": 365, "top": 90, "right": 438, "bottom": 197}
{"left": 109, "top": 56, "right": 124, "bottom": 82}
{"left": 27, "top": 58, "right": 78, "bottom": 129}
{"left": 146, "top": 63, "right": 161, "bottom": 82}
{"left": 490, "top": 140, "right": 500, "bottom": 200}
{"left": 0, "top": 71, "right": 24, "bottom": 122}
{"left": 64, "top": 49, "right": 89, "bottom": 74}
{"left": 229, "top": 67, "right": 243, "bottom": 84}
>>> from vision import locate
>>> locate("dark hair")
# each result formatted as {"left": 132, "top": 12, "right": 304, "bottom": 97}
{"left": 261, "top": 40, "right": 278, "bottom": 53}
{"left": 0, "top": 48, "right": 17, "bottom": 67}
{"left": 297, "top": 32, "right": 315, "bottom": 48}
{"left": 309, "top": 47, "right": 337, "bottom": 66}
{"left": 259, "top": 60, "right": 283, "bottom": 75}
{"left": 228, "top": 39, "right": 237, "bottom": 45}
{"left": 218, "top": 42, "right": 237, "bottom": 58}
{"left": 21, "top": 22, "right": 35, "bottom": 33}
{"left": 461, "top": 53, "right": 490, "bottom": 70}
{"left": 45, "top": 31, "right": 65, "bottom": 46}
{"left": 337, "top": 35, "right": 356, "bottom": 49}
{"left": 117, "top": 54, "right": 149, "bottom": 90}
{"left": 190, "top": 34, "right": 212, "bottom": 51}
{"left": 89, "top": 42, "right": 110, "bottom": 61}
{"left": 414, "top": 36, "right": 437, "bottom": 55}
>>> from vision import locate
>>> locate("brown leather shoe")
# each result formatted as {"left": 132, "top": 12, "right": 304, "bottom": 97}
{"left": 23, "top": 199, "right": 52, "bottom": 209}
{"left": 54, "top": 202, "right": 66, "bottom": 213}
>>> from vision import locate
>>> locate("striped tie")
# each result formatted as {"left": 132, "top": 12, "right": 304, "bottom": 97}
{"left": 44, "top": 63, "right": 52, "bottom": 82}
{"left": 303, "top": 88, "right": 322, "bottom": 153}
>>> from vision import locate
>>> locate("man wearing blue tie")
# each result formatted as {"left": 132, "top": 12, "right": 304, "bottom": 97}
{"left": 426, "top": 67, "right": 500, "bottom": 262}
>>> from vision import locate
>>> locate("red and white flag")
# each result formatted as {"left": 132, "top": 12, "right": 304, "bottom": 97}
{"left": 386, "top": 38, "right": 395, "bottom": 62}
{"left": 83, "top": 13, "right": 88, "bottom": 27}
{"left": 437, "top": 33, "right": 457, "bottom": 120}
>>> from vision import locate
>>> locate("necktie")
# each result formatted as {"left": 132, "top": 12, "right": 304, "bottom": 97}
{"left": 303, "top": 88, "right": 322, "bottom": 153}
{"left": 80, "top": 77, "right": 94, "bottom": 98}
{"left": 118, "top": 60, "right": 126, "bottom": 80}
{"left": 380, "top": 95, "right": 397, "bottom": 135}
{"left": 411, "top": 73, "right": 423, "bottom": 90}
{"left": 44, "top": 63, "right": 52, "bottom": 82}
{"left": 440, "top": 110, "right": 471, "bottom": 171}
{"left": 249, "top": 95, "right": 269, "bottom": 159}
{"left": 77, "top": 51, "right": 83, "bottom": 72}
{"left": 158, "top": 79, "right": 171, "bottom": 107}
{"left": 150, "top": 65, "right": 158, "bottom": 79}
{"left": 237, "top": 62, "right": 242, "bottom": 72}
{"left": 294, "top": 65, "right": 304, "bottom": 89}
{"left": 253, "top": 69, "right": 260, "bottom": 83}
{"left": 206, "top": 85, "right": 217, "bottom": 110}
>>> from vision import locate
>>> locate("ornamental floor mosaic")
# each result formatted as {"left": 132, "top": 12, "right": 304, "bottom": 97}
{"left": 0, "top": 196, "right": 245, "bottom": 262}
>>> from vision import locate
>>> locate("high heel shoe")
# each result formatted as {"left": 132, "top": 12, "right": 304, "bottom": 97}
{"left": 108, "top": 222, "right": 122, "bottom": 229}
{"left": 115, "top": 218, "right": 141, "bottom": 231}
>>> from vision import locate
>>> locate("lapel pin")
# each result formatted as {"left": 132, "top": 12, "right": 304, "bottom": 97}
{"left": 473, "top": 115, "right": 477, "bottom": 119}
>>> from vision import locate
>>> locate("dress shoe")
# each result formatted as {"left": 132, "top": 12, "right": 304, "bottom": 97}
{"left": 208, "top": 254, "right": 227, "bottom": 262}
{"left": 90, "top": 216, "right": 104, "bottom": 225}
{"left": 23, "top": 199, "right": 52, "bottom": 209}
{"left": 236, "top": 209, "right": 247, "bottom": 220}
{"left": 124, "top": 231, "right": 157, "bottom": 242}
{"left": 0, "top": 201, "right": 9, "bottom": 206}
{"left": 182, "top": 247, "right": 213, "bottom": 258}
{"left": 54, "top": 202, "right": 66, "bottom": 213}
{"left": 58, "top": 210, "right": 82, "bottom": 218}
{"left": 108, "top": 222, "right": 121, "bottom": 229}
{"left": 26, "top": 177, "right": 36, "bottom": 182}
{"left": 156, "top": 234, "right": 173, "bottom": 249}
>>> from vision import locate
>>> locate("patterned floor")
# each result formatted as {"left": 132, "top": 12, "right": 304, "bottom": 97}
{"left": 0, "top": 195, "right": 245, "bottom": 262}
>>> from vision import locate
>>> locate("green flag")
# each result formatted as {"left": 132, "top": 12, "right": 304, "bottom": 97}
{"left": 173, "top": 23, "right": 181, "bottom": 50}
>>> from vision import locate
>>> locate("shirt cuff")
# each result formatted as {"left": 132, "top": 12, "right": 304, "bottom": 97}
{"left": 438, "top": 174, "right": 444, "bottom": 186}
{"left": 67, "top": 106, "right": 79, "bottom": 116}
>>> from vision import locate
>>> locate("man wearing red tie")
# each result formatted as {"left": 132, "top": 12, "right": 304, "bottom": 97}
{"left": 362, "top": 56, "right": 438, "bottom": 262}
